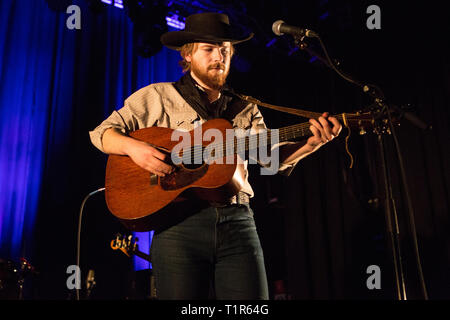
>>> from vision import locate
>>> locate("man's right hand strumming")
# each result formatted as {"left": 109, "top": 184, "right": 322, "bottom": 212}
{"left": 102, "top": 128, "right": 174, "bottom": 177}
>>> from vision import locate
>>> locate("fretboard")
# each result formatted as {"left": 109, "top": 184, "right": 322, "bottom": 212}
{"left": 181, "top": 114, "right": 348, "bottom": 163}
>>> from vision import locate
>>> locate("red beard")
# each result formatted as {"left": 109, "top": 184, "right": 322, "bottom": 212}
{"left": 191, "top": 61, "right": 229, "bottom": 90}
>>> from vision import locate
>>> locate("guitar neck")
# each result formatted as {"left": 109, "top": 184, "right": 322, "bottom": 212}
{"left": 182, "top": 112, "right": 365, "bottom": 163}
{"left": 256, "top": 113, "right": 349, "bottom": 145}
{"left": 217, "top": 113, "right": 347, "bottom": 158}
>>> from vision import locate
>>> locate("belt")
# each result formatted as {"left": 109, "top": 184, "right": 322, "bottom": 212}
{"left": 208, "top": 192, "right": 250, "bottom": 208}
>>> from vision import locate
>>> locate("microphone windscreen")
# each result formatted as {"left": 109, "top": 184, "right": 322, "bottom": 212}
{"left": 272, "top": 20, "right": 285, "bottom": 36}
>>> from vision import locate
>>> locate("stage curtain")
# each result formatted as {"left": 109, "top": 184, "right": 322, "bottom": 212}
{"left": 0, "top": 0, "right": 181, "bottom": 298}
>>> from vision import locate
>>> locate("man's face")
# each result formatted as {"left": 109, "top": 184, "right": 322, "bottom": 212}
{"left": 186, "top": 42, "right": 232, "bottom": 90}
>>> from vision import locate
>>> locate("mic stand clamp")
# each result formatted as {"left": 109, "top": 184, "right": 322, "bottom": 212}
{"left": 293, "top": 35, "right": 307, "bottom": 50}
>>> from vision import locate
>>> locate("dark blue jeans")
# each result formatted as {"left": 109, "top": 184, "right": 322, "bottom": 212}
{"left": 150, "top": 204, "right": 269, "bottom": 300}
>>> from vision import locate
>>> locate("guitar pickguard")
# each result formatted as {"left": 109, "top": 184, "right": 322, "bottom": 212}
{"left": 159, "top": 164, "right": 209, "bottom": 191}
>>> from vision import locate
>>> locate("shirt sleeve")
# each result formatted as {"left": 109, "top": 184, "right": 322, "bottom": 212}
{"left": 89, "top": 85, "right": 164, "bottom": 153}
{"left": 89, "top": 109, "right": 129, "bottom": 153}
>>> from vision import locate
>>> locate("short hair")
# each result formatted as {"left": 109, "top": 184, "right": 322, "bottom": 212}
{"left": 178, "top": 43, "right": 197, "bottom": 73}
{"left": 178, "top": 42, "right": 235, "bottom": 73}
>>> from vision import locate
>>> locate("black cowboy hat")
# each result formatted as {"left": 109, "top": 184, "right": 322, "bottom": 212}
{"left": 160, "top": 12, "right": 253, "bottom": 50}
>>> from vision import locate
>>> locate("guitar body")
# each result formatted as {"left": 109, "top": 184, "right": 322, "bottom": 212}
{"left": 105, "top": 119, "right": 242, "bottom": 229}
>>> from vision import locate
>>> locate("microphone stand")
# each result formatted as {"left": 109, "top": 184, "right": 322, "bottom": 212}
{"left": 292, "top": 34, "right": 430, "bottom": 300}
{"left": 373, "top": 100, "right": 407, "bottom": 300}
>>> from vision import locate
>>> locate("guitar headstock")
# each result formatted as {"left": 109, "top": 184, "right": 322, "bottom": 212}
{"left": 110, "top": 233, "right": 139, "bottom": 258}
{"left": 342, "top": 106, "right": 400, "bottom": 136}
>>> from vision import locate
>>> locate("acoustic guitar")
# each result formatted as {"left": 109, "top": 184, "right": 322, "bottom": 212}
{"left": 105, "top": 112, "right": 379, "bottom": 230}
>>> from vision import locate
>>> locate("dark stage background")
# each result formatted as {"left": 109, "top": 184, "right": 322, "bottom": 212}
{"left": 1, "top": 0, "right": 449, "bottom": 300}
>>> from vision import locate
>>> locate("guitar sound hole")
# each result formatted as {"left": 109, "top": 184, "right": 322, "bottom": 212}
{"left": 183, "top": 163, "right": 204, "bottom": 170}
{"left": 179, "top": 145, "right": 206, "bottom": 170}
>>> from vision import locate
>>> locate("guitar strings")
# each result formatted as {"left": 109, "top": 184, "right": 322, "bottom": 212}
{"left": 176, "top": 123, "right": 310, "bottom": 163}
{"left": 178, "top": 113, "right": 356, "bottom": 162}
{"left": 176, "top": 113, "right": 363, "bottom": 163}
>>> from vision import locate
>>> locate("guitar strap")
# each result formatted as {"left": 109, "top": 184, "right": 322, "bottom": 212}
{"left": 173, "top": 73, "right": 322, "bottom": 121}
{"left": 236, "top": 94, "right": 325, "bottom": 119}
{"left": 174, "top": 74, "right": 353, "bottom": 167}
{"left": 220, "top": 90, "right": 249, "bottom": 122}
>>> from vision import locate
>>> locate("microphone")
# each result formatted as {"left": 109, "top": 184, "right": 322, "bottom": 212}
{"left": 272, "top": 20, "right": 317, "bottom": 38}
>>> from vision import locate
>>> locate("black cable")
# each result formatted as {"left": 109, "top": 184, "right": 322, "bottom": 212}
{"left": 75, "top": 187, "right": 105, "bottom": 301}
{"left": 314, "top": 35, "right": 364, "bottom": 89}
{"left": 313, "top": 35, "right": 385, "bottom": 100}
{"left": 385, "top": 105, "right": 429, "bottom": 300}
